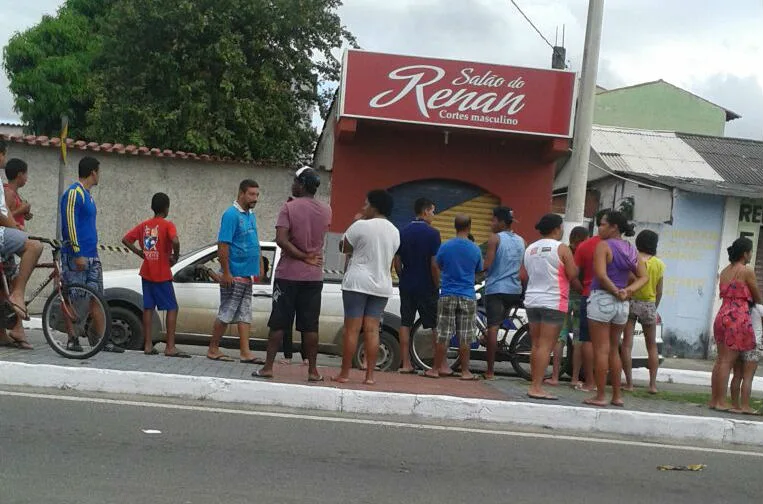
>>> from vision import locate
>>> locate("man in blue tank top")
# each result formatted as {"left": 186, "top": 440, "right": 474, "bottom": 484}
{"left": 483, "top": 206, "right": 525, "bottom": 380}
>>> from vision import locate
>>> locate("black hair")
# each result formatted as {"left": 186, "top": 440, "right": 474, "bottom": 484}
{"left": 570, "top": 226, "right": 589, "bottom": 243}
{"left": 151, "top": 192, "right": 170, "bottom": 214}
{"left": 455, "top": 214, "right": 471, "bottom": 232}
{"left": 635, "top": 229, "right": 659, "bottom": 255}
{"left": 728, "top": 237, "right": 753, "bottom": 263}
{"left": 78, "top": 156, "right": 100, "bottom": 178}
{"left": 602, "top": 210, "right": 635, "bottom": 237}
{"left": 239, "top": 179, "right": 259, "bottom": 193}
{"left": 414, "top": 197, "right": 434, "bottom": 216}
{"left": 296, "top": 169, "right": 320, "bottom": 195}
{"left": 4, "top": 158, "right": 28, "bottom": 181}
{"left": 0, "top": 138, "right": 7, "bottom": 154}
{"left": 467, "top": 233, "right": 475, "bottom": 242}
{"left": 492, "top": 206, "right": 513, "bottom": 226}
{"left": 367, "top": 189, "right": 394, "bottom": 217}
{"left": 595, "top": 208, "right": 610, "bottom": 227}
{"left": 535, "top": 213, "right": 563, "bottom": 235}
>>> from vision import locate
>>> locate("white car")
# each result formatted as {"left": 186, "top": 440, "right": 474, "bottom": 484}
{"left": 102, "top": 243, "right": 661, "bottom": 374}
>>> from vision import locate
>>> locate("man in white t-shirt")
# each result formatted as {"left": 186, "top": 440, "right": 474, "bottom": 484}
{"left": 332, "top": 189, "right": 400, "bottom": 385}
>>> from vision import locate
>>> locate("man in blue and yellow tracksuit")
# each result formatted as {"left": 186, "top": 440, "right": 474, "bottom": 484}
{"left": 60, "top": 156, "right": 123, "bottom": 353}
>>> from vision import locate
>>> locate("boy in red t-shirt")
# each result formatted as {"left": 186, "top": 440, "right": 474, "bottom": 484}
{"left": 122, "top": 193, "right": 188, "bottom": 358}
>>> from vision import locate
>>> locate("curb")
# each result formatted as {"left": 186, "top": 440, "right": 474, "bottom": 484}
{"left": 632, "top": 368, "right": 763, "bottom": 393}
{"left": 2, "top": 361, "right": 763, "bottom": 448}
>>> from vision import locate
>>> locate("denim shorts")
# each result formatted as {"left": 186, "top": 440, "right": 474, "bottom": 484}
{"left": 342, "top": 290, "right": 388, "bottom": 320}
{"left": 587, "top": 290, "right": 629, "bottom": 325}
{"left": 62, "top": 255, "right": 103, "bottom": 294}
{"left": 0, "top": 227, "right": 26, "bottom": 259}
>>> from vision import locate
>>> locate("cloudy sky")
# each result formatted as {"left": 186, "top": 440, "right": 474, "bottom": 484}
{"left": 2, "top": 0, "right": 762, "bottom": 139}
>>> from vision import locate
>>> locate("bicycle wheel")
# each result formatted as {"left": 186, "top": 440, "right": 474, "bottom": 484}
{"left": 42, "top": 283, "right": 112, "bottom": 359}
{"left": 508, "top": 323, "right": 560, "bottom": 381}
{"left": 409, "top": 319, "right": 461, "bottom": 371}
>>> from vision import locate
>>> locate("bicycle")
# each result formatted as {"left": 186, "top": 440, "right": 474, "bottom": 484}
{"left": 11, "top": 236, "right": 112, "bottom": 359}
{"left": 409, "top": 286, "right": 572, "bottom": 381}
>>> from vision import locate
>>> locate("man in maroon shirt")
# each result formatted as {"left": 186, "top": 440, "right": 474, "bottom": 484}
{"left": 256, "top": 167, "right": 331, "bottom": 381}
{"left": 572, "top": 210, "right": 608, "bottom": 392}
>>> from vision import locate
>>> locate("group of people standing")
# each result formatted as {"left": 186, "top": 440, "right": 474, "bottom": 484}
{"left": 2, "top": 139, "right": 760, "bottom": 412}
{"left": 390, "top": 200, "right": 666, "bottom": 406}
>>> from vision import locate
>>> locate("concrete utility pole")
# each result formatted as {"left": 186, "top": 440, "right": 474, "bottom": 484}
{"left": 56, "top": 115, "right": 68, "bottom": 241}
{"left": 564, "top": 0, "right": 605, "bottom": 228}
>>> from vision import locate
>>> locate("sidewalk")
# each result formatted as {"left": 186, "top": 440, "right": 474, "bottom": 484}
{"left": 3, "top": 329, "right": 763, "bottom": 448}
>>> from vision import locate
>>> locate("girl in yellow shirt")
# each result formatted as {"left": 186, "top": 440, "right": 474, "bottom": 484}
{"left": 621, "top": 230, "right": 665, "bottom": 394}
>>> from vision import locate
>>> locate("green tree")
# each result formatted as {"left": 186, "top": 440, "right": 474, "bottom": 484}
{"left": 2, "top": 0, "right": 113, "bottom": 137}
{"left": 86, "top": 0, "right": 354, "bottom": 162}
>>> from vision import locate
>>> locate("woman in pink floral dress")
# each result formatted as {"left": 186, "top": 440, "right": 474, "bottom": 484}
{"left": 709, "top": 237, "right": 762, "bottom": 411}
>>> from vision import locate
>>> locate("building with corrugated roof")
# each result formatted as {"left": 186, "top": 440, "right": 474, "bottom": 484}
{"left": 554, "top": 125, "right": 763, "bottom": 358}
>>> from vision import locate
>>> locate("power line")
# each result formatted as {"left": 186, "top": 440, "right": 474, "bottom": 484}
{"left": 509, "top": 0, "right": 555, "bottom": 50}
{"left": 588, "top": 160, "right": 672, "bottom": 191}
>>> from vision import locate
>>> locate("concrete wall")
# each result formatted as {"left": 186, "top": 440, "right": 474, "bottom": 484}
{"left": 594, "top": 178, "right": 673, "bottom": 223}
{"left": 1, "top": 142, "right": 319, "bottom": 276}
{"left": 594, "top": 81, "right": 727, "bottom": 136}
{"left": 635, "top": 191, "right": 725, "bottom": 358}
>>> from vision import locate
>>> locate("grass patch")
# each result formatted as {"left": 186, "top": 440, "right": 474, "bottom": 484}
{"left": 629, "top": 389, "right": 763, "bottom": 410}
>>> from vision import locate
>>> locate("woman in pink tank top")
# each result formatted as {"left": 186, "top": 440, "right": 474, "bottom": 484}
{"left": 585, "top": 211, "right": 647, "bottom": 408}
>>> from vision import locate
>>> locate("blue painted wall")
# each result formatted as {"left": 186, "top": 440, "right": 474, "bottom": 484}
{"left": 638, "top": 191, "right": 724, "bottom": 358}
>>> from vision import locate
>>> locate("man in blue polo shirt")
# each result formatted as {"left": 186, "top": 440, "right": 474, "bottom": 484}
{"left": 206, "top": 179, "right": 262, "bottom": 362}
{"left": 394, "top": 197, "right": 445, "bottom": 377}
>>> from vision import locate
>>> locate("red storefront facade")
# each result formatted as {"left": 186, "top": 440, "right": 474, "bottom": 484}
{"left": 315, "top": 50, "right": 576, "bottom": 242}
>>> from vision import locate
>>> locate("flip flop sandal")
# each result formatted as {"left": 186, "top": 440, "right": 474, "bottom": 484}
{"left": 459, "top": 375, "right": 482, "bottom": 381}
{"left": 527, "top": 393, "right": 559, "bottom": 401}
{"left": 166, "top": 351, "right": 192, "bottom": 358}
{"left": 421, "top": 373, "right": 440, "bottom": 379}
{"left": 308, "top": 375, "right": 325, "bottom": 382}
{"left": 252, "top": 369, "right": 274, "bottom": 379}
{"left": 240, "top": 357, "right": 266, "bottom": 364}
{"left": 207, "top": 354, "right": 234, "bottom": 362}
{"left": 8, "top": 337, "right": 32, "bottom": 350}
{"left": 144, "top": 348, "right": 159, "bottom": 355}
{"left": 398, "top": 369, "right": 417, "bottom": 374}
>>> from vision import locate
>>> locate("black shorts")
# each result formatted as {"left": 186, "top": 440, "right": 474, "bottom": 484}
{"left": 485, "top": 293, "right": 523, "bottom": 327}
{"left": 400, "top": 290, "right": 438, "bottom": 329}
{"left": 578, "top": 295, "right": 591, "bottom": 342}
{"left": 267, "top": 279, "right": 323, "bottom": 333}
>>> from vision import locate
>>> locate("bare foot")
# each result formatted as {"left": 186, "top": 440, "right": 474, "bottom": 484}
{"left": 569, "top": 381, "right": 582, "bottom": 389}
{"left": 8, "top": 293, "right": 28, "bottom": 320}
{"left": 584, "top": 397, "right": 609, "bottom": 407}
{"left": 610, "top": 399, "right": 625, "bottom": 407}
{"left": 362, "top": 379, "right": 375, "bottom": 385}
{"left": 544, "top": 378, "right": 560, "bottom": 386}
{"left": 331, "top": 375, "right": 350, "bottom": 383}
{"left": 423, "top": 370, "right": 439, "bottom": 379}
{"left": 622, "top": 385, "right": 635, "bottom": 392}
{"left": 459, "top": 373, "right": 481, "bottom": 381}
{"left": 648, "top": 388, "right": 658, "bottom": 395}
{"left": 440, "top": 370, "right": 455, "bottom": 377}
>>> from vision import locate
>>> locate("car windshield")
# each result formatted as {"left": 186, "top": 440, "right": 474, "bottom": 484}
{"left": 176, "top": 243, "right": 215, "bottom": 263}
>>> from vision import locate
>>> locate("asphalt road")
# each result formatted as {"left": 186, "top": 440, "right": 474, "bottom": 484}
{"left": 2, "top": 388, "right": 762, "bottom": 504}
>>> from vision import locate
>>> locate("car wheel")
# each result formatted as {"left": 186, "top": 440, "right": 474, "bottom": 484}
{"left": 109, "top": 305, "right": 143, "bottom": 350}
{"left": 353, "top": 330, "right": 401, "bottom": 372}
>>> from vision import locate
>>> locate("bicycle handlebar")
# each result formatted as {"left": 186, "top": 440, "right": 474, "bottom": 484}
{"left": 28, "top": 236, "right": 71, "bottom": 249}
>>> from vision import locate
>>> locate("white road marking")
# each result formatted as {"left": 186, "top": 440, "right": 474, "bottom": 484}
{"left": 1, "top": 388, "right": 761, "bottom": 458}
{"left": 141, "top": 429, "right": 162, "bottom": 434}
